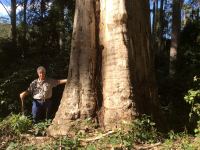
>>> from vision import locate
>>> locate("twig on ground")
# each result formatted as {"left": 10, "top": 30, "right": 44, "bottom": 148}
{"left": 80, "top": 130, "right": 115, "bottom": 142}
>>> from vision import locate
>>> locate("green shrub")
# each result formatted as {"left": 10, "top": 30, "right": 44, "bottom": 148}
{"left": 130, "top": 114, "right": 159, "bottom": 143}
{"left": 32, "top": 119, "right": 51, "bottom": 136}
{"left": 0, "top": 69, "right": 35, "bottom": 117}
{"left": 0, "top": 114, "right": 32, "bottom": 136}
{"left": 51, "top": 136, "right": 80, "bottom": 149}
{"left": 184, "top": 76, "right": 200, "bottom": 135}
{"left": 6, "top": 142, "right": 37, "bottom": 150}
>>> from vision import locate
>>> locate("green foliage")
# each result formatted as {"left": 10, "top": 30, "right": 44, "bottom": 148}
{"left": 0, "top": 23, "right": 11, "bottom": 39}
{"left": 194, "top": 120, "right": 200, "bottom": 135}
{"left": 32, "top": 119, "right": 51, "bottom": 136}
{"left": 6, "top": 142, "right": 37, "bottom": 150}
{"left": 0, "top": 39, "right": 17, "bottom": 73}
{"left": 184, "top": 76, "right": 200, "bottom": 134}
{"left": 0, "top": 69, "right": 35, "bottom": 117}
{"left": 2, "top": 115, "right": 199, "bottom": 150}
{"left": 179, "top": 20, "right": 200, "bottom": 75}
{"left": 51, "top": 136, "right": 80, "bottom": 149}
{"left": 86, "top": 144, "right": 96, "bottom": 150}
{"left": 128, "top": 114, "right": 159, "bottom": 143}
{"left": 0, "top": 114, "right": 32, "bottom": 136}
{"left": 162, "top": 132, "right": 200, "bottom": 150}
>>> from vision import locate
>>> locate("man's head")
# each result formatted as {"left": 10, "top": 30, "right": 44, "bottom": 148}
{"left": 37, "top": 66, "right": 46, "bottom": 80}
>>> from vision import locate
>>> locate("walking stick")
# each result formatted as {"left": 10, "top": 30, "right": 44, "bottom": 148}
{"left": 20, "top": 98, "right": 25, "bottom": 115}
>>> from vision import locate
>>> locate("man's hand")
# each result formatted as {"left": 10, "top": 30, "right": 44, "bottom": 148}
{"left": 58, "top": 79, "right": 67, "bottom": 85}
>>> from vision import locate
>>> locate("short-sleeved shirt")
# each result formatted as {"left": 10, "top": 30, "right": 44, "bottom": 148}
{"left": 27, "top": 78, "right": 59, "bottom": 99}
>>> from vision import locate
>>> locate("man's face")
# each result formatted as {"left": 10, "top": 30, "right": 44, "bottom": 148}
{"left": 37, "top": 70, "right": 46, "bottom": 80}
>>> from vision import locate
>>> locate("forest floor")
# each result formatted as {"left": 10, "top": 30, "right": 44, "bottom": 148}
{"left": 2, "top": 131, "right": 200, "bottom": 150}
{"left": 1, "top": 115, "right": 200, "bottom": 150}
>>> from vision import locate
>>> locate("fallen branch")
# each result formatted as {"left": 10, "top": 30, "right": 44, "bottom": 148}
{"left": 80, "top": 130, "right": 115, "bottom": 142}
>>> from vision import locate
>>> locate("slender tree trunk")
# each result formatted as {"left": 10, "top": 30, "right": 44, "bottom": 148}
{"left": 152, "top": 0, "right": 157, "bottom": 35}
{"left": 169, "top": 0, "right": 183, "bottom": 76}
{"left": 158, "top": 0, "right": 165, "bottom": 54}
{"left": 11, "top": 0, "right": 16, "bottom": 46}
{"left": 48, "top": 0, "right": 97, "bottom": 136}
{"left": 152, "top": 0, "right": 160, "bottom": 57}
{"left": 22, "top": 0, "right": 28, "bottom": 57}
{"left": 40, "top": 0, "right": 46, "bottom": 18}
{"left": 160, "top": 0, "right": 164, "bottom": 34}
{"left": 59, "top": 3, "right": 65, "bottom": 51}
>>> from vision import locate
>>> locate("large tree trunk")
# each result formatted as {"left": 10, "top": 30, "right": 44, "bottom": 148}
{"left": 99, "top": 0, "right": 136, "bottom": 129}
{"left": 49, "top": 0, "right": 159, "bottom": 135}
{"left": 125, "top": 0, "right": 159, "bottom": 119}
{"left": 48, "top": 0, "right": 97, "bottom": 136}
{"left": 169, "top": 0, "right": 183, "bottom": 76}
{"left": 99, "top": 0, "right": 158, "bottom": 129}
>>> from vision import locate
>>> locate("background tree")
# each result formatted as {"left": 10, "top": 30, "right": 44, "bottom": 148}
{"left": 169, "top": 0, "right": 183, "bottom": 76}
{"left": 125, "top": 0, "right": 159, "bottom": 121}
{"left": 11, "top": 0, "right": 17, "bottom": 46}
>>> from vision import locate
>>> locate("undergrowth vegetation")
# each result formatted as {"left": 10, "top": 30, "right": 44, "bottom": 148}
{"left": 1, "top": 113, "right": 200, "bottom": 149}
{"left": 184, "top": 76, "right": 200, "bottom": 135}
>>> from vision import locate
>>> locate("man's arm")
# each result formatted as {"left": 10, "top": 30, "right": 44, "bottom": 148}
{"left": 20, "top": 91, "right": 29, "bottom": 100}
{"left": 57, "top": 79, "right": 67, "bottom": 85}
{"left": 19, "top": 91, "right": 29, "bottom": 114}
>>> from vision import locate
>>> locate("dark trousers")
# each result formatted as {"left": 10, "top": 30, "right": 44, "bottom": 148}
{"left": 32, "top": 99, "right": 52, "bottom": 123}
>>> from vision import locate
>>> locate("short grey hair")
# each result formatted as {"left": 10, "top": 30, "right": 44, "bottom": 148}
{"left": 37, "top": 66, "right": 46, "bottom": 74}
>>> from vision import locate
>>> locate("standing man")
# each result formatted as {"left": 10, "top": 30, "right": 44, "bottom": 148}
{"left": 20, "top": 66, "right": 67, "bottom": 123}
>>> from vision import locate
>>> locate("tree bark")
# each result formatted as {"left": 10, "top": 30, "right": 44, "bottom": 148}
{"left": 48, "top": 0, "right": 97, "bottom": 136}
{"left": 99, "top": 0, "right": 136, "bottom": 129}
{"left": 49, "top": 0, "right": 159, "bottom": 135}
{"left": 158, "top": 0, "right": 165, "bottom": 54}
{"left": 99, "top": 0, "right": 158, "bottom": 129}
{"left": 169, "top": 0, "right": 183, "bottom": 76}
{"left": 152, "top": 0, "right": 157, "bottom": 35}
{"left": 22, "top": 0, "right": 28, "bottom": 57}
{"left": 125, "top": 0, "right": 159, "bottom": 120}
{"left": 11, "top": 0, "right": 16, "bottom": 46}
